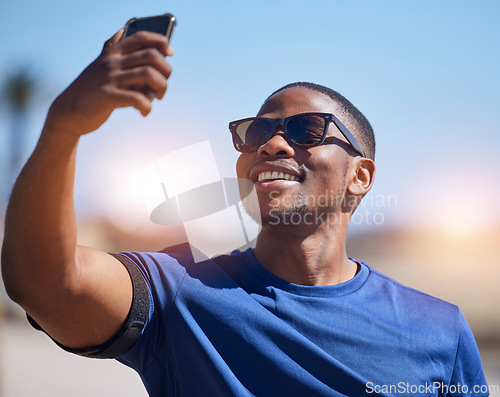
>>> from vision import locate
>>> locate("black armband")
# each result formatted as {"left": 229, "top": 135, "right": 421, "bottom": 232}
{"left": 27, "top": 253, "right": 150, "bottom": 359}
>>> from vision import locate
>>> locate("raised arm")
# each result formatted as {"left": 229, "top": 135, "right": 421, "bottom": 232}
{"left": 1, "top": 30, "right": 172, "bottom": 349}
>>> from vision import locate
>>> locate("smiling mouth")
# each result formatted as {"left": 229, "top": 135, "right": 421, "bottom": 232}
{"left": 257, "top": 171, "right": 299, "bottom": 182}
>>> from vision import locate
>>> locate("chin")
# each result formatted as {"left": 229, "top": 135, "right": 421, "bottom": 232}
{"left": 261, "top": 205, "right": 310, "bottom": 227}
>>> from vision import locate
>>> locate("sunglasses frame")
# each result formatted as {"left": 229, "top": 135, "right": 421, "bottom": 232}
{"left": 229, "top": 112, "right": 365, "bottom": 157}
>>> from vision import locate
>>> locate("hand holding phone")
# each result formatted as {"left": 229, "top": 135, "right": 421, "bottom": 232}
{"left": 46, "top": 15, "right": 176, "bottom": 137}
{"left": 123, "top": 13, "right": 176, "bottom": 100}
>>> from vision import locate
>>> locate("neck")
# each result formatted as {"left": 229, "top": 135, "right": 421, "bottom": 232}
{"left": 253, "top": 216, "right": 358, "bottom": 286}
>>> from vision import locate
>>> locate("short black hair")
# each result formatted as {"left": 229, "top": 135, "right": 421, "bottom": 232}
{"left": 264, "top": 82, "right": 376, "bottom": 160}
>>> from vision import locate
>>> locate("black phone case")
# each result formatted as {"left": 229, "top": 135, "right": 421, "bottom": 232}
{"left": 123, "top": 13, "right": 176, "bottom": 43}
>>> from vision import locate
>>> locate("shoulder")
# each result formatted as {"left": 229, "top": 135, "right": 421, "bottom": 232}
{"left": 116, "top": 244, "right": 250, "bottom": 291}
{"left": 117, "top": 243, "right": 198, "bottom": 281}
{"left": 360, "top": 262, "right": 463, "bottom": 335}
{"left": 364, "top": 263, "right": 459, "bottom": 309}
{"left": 363, "top": 264, "right": 488, "bottom": 390}
{"left": 121, "top": 243, "right": 248, "bottom": 267}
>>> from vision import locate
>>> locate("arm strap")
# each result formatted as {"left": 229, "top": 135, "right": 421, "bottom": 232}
{"left": 27, "top": 253, "right": 150, "bottom": 359}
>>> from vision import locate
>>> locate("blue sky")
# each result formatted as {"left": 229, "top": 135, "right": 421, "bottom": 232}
{"left": 1, "top": 0, "right": 499, "bottom": 235}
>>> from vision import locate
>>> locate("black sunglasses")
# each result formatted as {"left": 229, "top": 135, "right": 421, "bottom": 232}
{"left": 228, "top": 112, "right": 365, "bottom": 157}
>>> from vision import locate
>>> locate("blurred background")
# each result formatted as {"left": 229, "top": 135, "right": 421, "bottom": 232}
{"left": 1, "top": 0, "right": 499, "bottom": 395}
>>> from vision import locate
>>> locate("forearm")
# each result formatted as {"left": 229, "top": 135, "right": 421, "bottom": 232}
{"left": 2, "top": 122, "right": 80, "bottom": 306}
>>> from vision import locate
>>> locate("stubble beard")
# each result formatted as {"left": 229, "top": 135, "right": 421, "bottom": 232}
{"left": 258, "top": 189, "right": 347, "bottom": 228}
{"left": 264, "top": 193, "right": 310, "bottom": 225}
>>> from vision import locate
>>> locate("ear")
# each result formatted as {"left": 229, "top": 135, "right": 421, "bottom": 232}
{"left": 347, "top": 158, "right": 375, "bottom": 197}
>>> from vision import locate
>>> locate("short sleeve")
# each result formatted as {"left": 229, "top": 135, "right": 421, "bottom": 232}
{"left": 448, "top": 310, "right": 489, "bottom": 396}
{"left": 26, "top": 252, "right": 150, "bottom": 359}
{"left": 113, "top": 244, "right": 194, "bottom": 372}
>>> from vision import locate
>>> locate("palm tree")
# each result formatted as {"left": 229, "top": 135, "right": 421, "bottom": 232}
{"left": 2, "top": 68, "right": 37, "bottom": 196}
{"left": 0, "top": 69, "right": 38, "bottom": 394}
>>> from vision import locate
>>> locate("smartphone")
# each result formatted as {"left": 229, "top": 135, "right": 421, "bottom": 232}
{"left": 123, "top": 13, "right": 176, "bottom": 43}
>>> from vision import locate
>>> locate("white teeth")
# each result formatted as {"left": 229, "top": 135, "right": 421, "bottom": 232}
{"left": 257, "top": 171, "right": 298, "bottom": 182}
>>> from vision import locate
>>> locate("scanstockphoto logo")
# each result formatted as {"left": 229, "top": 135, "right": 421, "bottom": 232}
{"left": 142, "top": 141, "right": 261, "bottom": 263}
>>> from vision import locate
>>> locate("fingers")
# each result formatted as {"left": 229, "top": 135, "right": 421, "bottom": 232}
{"left": 110, "top": 31, "right": 173, "bottom": 99}
{"left": 97, "top": 30, "right": 173, "bottom": 114}
{"left": 121, "top": 47, "right": 172, "bottom": 80}
{"left": 117, "top": 34, "right": 173, "bottom": 100}
{"left": 114, "top": 47, "right": 172, "bottom": 100}
{"left": 113, "top": 66, "right": 168, "bottom": 100}
{"left": 105, "top": 87, "right": 154, "bottom": 117}
{"left": 119, "top": 31, "right": 170, "bottom": 57}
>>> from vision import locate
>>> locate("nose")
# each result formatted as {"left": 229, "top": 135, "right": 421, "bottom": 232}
{"left": 257, "top": 129, "right": 295, "bottom": 158}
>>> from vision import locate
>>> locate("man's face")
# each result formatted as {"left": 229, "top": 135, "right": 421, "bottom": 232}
{"left": 236, "top": 87, "right": 356, "bottom": 227}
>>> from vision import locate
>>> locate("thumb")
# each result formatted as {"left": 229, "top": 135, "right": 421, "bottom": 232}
{"left": 102, "top": 29, "right": 124, "bottom": 53}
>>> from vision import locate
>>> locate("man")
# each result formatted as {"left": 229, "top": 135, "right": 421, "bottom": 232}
{"left": 1, "top": 30, "right": 488, "bottom": 396}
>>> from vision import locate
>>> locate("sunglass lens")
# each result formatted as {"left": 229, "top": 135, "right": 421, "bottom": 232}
{"left": 234, "top": 119, "right": 273, "bottom": 151}
{"left": 287, "top": 115, "right": 325, "bottom": 146}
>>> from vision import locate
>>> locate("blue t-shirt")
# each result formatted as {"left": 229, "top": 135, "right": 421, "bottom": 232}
{"left": 116, "top": 245, "right": 488, "bottom": 396}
